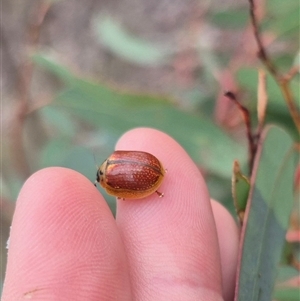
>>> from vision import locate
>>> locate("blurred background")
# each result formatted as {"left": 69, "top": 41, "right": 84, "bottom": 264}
{"left": 1, "top": 0, "right": 299, "bottom": 294}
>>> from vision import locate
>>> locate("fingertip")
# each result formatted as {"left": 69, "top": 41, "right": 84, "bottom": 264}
{"left": 211, "top": 200, "right": 239, "bottom": 301}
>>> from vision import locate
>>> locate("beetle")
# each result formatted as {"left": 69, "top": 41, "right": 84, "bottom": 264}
{"left": 95, "top": 151, "right": 165, "bottom": 199}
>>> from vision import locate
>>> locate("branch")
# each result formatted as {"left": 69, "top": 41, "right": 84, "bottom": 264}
{"left": 248, "top": 0, "right": 300, "bottom": 133}
{"left": 248, "top": 0, "right": 278, "bottom": 77}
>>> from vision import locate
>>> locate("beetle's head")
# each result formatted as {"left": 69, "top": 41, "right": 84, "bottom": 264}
{"left": 94, "top": 159, "right": 107, "bottom": 187}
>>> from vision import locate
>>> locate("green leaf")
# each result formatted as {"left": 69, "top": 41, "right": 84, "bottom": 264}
{"left": 209, "top": 8, "right": 249, "bottom": 29}
{"left": 236, "top": 68, "right": 299, "bottom": 139}
{"left": 232, "top": 160, "right": 250, "bottom": 222}
{"left": 237, "top": 68, "right": 299, "bottom": 106}
{"left": 275, "top": 265, "right": 299, "bottom": 283}
{"left": 40, "top": 138, "right": 73, "bottom": 168}
{"left": 34, "top": 54, "right": 247, "bottom": 178}
{"left": 235, "top": 126, "right": 296, "bottom": 301}
{"left": 263, "top": 11, "right": 299, "bottom": 42}
{"left": 40, "top": 138, "right": 95, "bottom": 178}
{"left": 266, "top": 0, "right": 299, "bottom": 16}
{"left": 273, "top": 288, "right": 300, "bottom": 301}
{"left": 272, "top": 53, "right": 296, "bottom": 71}
{"left": 32, "top": 54, "right": 74, "bottom": 84}
{"left": 94, "top": 15, "right": 171, "bottom": 66}
{"left": 40, "top": 106, "right": 78, "bottom": 137}
{"left": 265, "top": 0, "right": 299, "bottom": 40}
{"left": 54, "top": 87, "right": 246, "bottom": 178}
{"left": 273, "top": 265, "right": 299, "bottom": 300}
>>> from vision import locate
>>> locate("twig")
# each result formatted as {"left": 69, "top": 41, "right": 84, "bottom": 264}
{"left": 248, "top": 0, "right": 277, "bottom": 77}
{"left": 248, "top": 0, "right": 300, "bottom": 133}
{"left": 279, "top": 79, "right": 300, "bottom": 129}
{"left": 224, "top": 91, "right": 257, "bottom": 173}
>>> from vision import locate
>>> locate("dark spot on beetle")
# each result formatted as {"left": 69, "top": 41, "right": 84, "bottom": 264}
{"left": 96, "top": 170, "right": 102, "bottom": 183}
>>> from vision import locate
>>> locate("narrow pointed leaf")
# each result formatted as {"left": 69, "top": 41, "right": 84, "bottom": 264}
{"left": 235, "top": 125, "right": 296, "bottom": 301}
{"left": 94, "top": 15, "right": 170, "bottom": 66}
{"left": 232, "top": 160, "right": 250, "bottom": 222}
{"left": 33, "top": 54, "right": 247, "bottom": 177}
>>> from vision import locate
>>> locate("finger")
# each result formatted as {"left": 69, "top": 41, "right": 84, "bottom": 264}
{"left": 2, "top": 167, "right": 132, "bottom": 301}
{"left": 211, "top": 200, "right": 239, "bottom": 301}
{"left": 116, "top": 128, "right": 223, "bottom": 301}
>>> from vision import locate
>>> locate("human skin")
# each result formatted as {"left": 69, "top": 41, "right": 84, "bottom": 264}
{"left": 2, "top": 128, "right": 239, "bottom": 301}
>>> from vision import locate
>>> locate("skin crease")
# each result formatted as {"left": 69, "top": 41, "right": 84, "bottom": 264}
{"left": 2, "top": 128, "right": 239, "bottom": 301}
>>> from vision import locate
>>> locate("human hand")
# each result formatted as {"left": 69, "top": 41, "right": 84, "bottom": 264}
{"left": 2, "top": 128, "right": 239, "bottom": 301}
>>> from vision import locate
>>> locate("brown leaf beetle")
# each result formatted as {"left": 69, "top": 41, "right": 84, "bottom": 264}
{"left": 95, "top": 151, "right": 165, "bottom": 199}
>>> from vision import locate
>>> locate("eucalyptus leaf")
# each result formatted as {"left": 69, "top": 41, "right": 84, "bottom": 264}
{"left": 41, "top": 106, "right": 77, "bottom": 137}
{"left": 34, "top": 54, "right": 247, "bottom": 177}
{"left": 237, "top": 68, "right": 299, "bottom": 106}
{"left": 265, "top": 0, "right": 299, "bottom": 40}
{"left": 209, "top": 9, "right": 248, "bottom": 29}
{"left": 53, "top": 86, "right": 246, "bottom": 178}
{"left": 94, "top": 15, "right": 171, "bottom": 66}
{"left": 273, "top": 288, "right": 300, "bottom": 301}
{"left": 237, "top": 68, "right": 299, "bottom": 139}
{"left": 235, "top": 126, "right": 296, "bottom": 301}
{"left": 40, "top": 138, "right": 73, "bottom": 168}
{"left": 266, "top": 0, "right": 299, "bottom": 16}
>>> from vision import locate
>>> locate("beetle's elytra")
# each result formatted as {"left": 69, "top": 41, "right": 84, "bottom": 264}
{"left": 95, "top": 151, "right": 165, "bottom": 199}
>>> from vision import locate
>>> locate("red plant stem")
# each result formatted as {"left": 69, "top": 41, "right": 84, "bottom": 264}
{"left": 224, "top": 91, "right": 257, "bottom": 173}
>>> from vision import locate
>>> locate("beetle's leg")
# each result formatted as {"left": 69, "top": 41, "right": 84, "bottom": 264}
{"left": 155, "top": 191, "right": 164, "bottom": 198}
